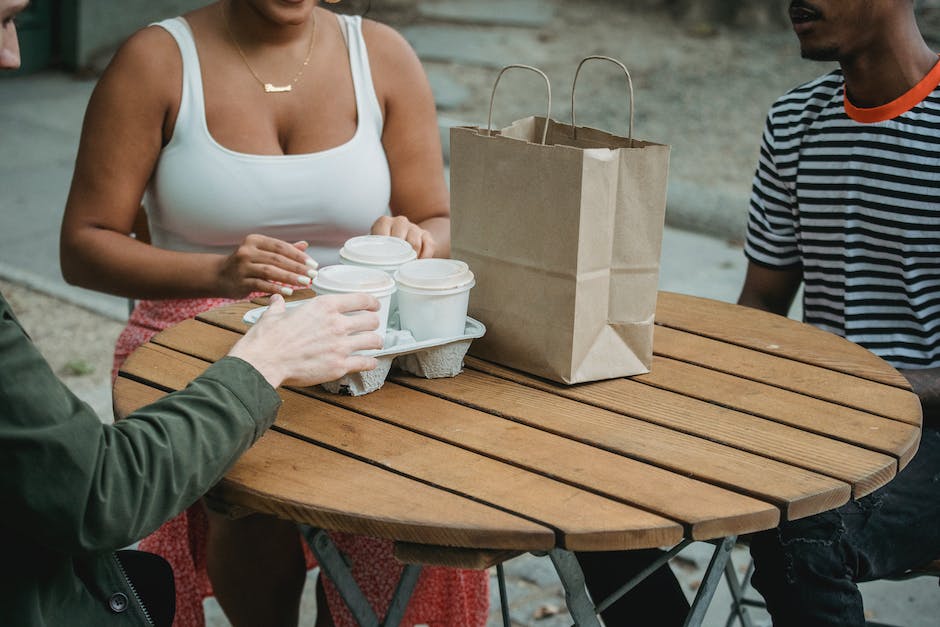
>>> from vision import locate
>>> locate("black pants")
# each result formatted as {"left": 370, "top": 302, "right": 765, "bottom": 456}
{"left": 115, "top": 550, "right": 175, "bottom": 627}
{"left": 578, "top": 548, "right": 690, "bottom": 626}
{"left": 577, "top": 426, "right": 940, "bottom": 627}
{"left": 750, "top": 426, "right": 940, "bottom": 627}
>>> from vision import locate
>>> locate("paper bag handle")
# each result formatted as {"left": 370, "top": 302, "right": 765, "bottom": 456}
{"left": 486, "top": 64, "right": 552, "bottom": 145}
{"left": 571, "top": 55, "right": 634, "bottom": 141}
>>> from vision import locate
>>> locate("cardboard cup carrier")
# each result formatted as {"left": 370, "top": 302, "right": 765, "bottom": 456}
{"left": 244, "top": 252, "right": 483, "bottom": 396}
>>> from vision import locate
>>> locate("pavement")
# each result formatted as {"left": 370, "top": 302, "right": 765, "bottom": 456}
{"left": 2, "top": 1, "right": 940, "bottom": 625}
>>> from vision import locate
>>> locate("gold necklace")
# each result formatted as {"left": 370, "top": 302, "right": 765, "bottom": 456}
{"left": 224, "top": 1, "right": 317, "bottom": 93}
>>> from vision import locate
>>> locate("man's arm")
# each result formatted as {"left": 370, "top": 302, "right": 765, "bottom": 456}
{"left": 738, "top": 264, "right": 937, "bottom": 424}
{"left": 0, "top": 307, "right": 282, "bottom": 554}
{"left": 737, "top": 261, "right": 803, "bottom": 316}
{"left": 0, "top": 293, "right": 382, "bottom": 555}
{"left": 897, "top": 369, "right": 940, "bottom": 425}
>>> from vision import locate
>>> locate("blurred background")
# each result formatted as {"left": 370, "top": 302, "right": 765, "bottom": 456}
{"left": 10, "top": 1, "right": 940, "bottom": 77}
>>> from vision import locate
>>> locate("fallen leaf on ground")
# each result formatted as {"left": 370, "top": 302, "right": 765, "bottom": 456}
{"left": 533, "top": 604, "right": 563, "bottom": 620}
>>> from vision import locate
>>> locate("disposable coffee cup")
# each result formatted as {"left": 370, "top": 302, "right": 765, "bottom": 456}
{"left": 394, "top": 259, "right": 475, "bottom": 341}
{"left": 339, "top": 235, "right": 418, "bottom": 274}
{"left": 340, "top": 235, "right": 418, "bottom": 317}
{"left": 312, "top": 265, "right": 396, "bottom": 344}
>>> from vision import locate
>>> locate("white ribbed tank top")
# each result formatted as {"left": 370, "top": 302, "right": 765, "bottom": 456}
{"left": 144, "top": 14, "right": 391, "bottom": 267}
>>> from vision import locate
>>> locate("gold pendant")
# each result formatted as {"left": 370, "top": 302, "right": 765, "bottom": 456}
{"left": 264, "top": 83, "right": 292, "bottom": 93}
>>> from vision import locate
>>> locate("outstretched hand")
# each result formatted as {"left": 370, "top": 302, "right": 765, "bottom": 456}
{"left": 215, "top": 234, "right": 319, "bottom": 298}
{"left": 228, "top": 293, "right": 382, "bottom": 389}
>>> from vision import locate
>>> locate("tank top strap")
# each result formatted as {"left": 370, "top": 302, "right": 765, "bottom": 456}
{"left": 335, "top": 14, "right": 384, "bottom": 137}
{"left": 151, "top": 17, "right": 205, "bottom": 143}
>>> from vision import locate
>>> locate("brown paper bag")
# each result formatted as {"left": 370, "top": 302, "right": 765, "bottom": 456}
{"left": 450, "top": 58, "right": 670, "bottom": 384}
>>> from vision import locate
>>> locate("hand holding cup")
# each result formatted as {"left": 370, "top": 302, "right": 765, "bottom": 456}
{"left": 228, "top": 293, "right": 383, "bottom": 388}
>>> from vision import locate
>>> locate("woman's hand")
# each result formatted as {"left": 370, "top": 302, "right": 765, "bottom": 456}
{"left": 371, "top": 215, "right": 436, "bottom": 258}
{"left": 215, "top": 234, "right": 319, "bottom": 298}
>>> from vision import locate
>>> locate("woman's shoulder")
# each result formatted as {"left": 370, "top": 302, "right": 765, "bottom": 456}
{"left": 84, "top": 23, "right": 183, "bottom": 129}
{"left": 359, "top": 17, "right": 425, "bottom": 93}
{"left": 358, "top": 17, "right": 429, "bottom": 111}
{"left": 359, "top": 17, "right": 417, "bottom": 63}
{"left": 101, "top": 23, "right": 182, "bottom": 95}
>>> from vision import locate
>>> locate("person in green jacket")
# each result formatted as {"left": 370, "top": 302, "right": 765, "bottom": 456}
{"left": 1, "top": 277, "right": 381, "bottom": 627}
{"left": 1, "top": 274, "right": 382, "bottom": 627}
{"left": 1, "top": 13, "right": 383, "bottom": 620}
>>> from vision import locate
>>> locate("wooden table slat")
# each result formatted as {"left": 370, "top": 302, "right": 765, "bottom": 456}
{"left": 656, "top": 292, "right": 912, "bottom": 389}
{"left": 636, "top": 355, "right": 921, "bottom": 469}
{"left": 147, "top": 321, "right": 826, "bottom": 526}
{"left": 152, "top": 321, "right": 781, "bottom": 538}
{"left": 114, "top": 378, "right": 554, "bottom": 550}
{"left": 274, "top": 389, "right": 683, "bottom": 551}
{"left": 119, "top": 348, "right": 683, "bottom": 551}
{"left": 653, "top": 325, "right": 922, "bottom": 425}
{"left": 300, "top": 382, "right": 779, "bottom": 540}
{"left": 196, "top": 303, "right": 256, "bottom": 333}
{"left": 393, "top": 543, "right": 522, "bottom": 570}
{"left": 460, "top": 360, "right": 892, "bottom": 499}
{"left": 400, "top": 366, "right": 850, "bottom": 514}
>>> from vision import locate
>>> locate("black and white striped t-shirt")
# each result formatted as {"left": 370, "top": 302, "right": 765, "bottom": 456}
{"left": 745, "top": 65, "right": 940, "bottom": 369}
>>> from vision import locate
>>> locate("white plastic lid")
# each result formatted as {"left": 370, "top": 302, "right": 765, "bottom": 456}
{"left": 313, "top": 264, "right": 396, "bottom": 295}
{"left": 339, "top": 235, "right": 417, "bottom": 266}
{"left": 395, "top": 259, "right": 475, "bottom": 291}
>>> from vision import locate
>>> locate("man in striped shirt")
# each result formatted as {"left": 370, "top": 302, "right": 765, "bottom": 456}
{"left": 739, "top": 1, "right": 940, "bottom": 624}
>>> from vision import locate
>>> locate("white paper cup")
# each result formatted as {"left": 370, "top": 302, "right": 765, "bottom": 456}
{"left": 339, "top": 235, "right": 417, "bottom": 316}
{"left": 312, "top": 265, "right": 396, "bottom": 344}
{"left": 339, "top": 235, "right": 418, "bottom": 273}
{"left": 394, "top": 259, "right": 475, "bottom": 341}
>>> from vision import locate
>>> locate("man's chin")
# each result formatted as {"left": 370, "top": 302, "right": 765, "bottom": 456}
{"left": 800, "top": 45, "right": 840, "bottom": 62}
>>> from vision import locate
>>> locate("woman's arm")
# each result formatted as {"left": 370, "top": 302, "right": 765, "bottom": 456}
{"left": 364, "top": 20, "right": 451, "bottom": 258}
{"left": 60, "top": 26, "right": 216, "bottom": 299}
{"left": 59, "top": 27, "right": 315, "bottom": 299}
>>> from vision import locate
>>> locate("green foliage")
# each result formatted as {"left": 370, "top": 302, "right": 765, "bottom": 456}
{"left": 63, "top": 359, "right": 95, "bottom": 377}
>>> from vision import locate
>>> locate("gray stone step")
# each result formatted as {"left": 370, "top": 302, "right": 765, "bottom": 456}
{"left": 426, "top": 66, "right": 471, "bottom": 110}
{"left": 402, "top": 25, "right": 545, "bottom": 69}
{"left": 417, "top": 0, "right": 555, "bottom": 28}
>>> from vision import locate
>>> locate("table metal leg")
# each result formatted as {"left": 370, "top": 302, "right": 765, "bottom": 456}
{"left": 548, "top": 548, "right": 604, "bottom": 627}
{"left": 496, "top": 562, "right": 512, "bottom": 627}
{"left": 724, "top": 554, "right": 756, "bottom": 627}
{"left": 683, "top": 536, "right": 737, "bottom": 627}
{"left": 302, "top": 526, "right": 422, "bottom": 627}
{"left": 304, "top": 527, "right": 736, "bottom": 627}
{"left": 546, "top": 536, "right": 736, "bottom": 627}
{"left": 382, "top": 563, "right": 422, "bottom": 627}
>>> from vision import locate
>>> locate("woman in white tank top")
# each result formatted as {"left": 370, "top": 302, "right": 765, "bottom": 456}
{"left": 59, "top": 2, "right": 486, "bottom": 626}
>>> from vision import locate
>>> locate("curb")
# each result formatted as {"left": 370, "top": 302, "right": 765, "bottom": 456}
{"left": 666, "top": 179, "right": 749, "bottom": 242}
{"left": 0, "top": 261, "right": 128, "bottom": 322}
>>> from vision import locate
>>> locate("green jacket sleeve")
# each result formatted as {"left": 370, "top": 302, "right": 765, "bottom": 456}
{"left": 0, "top": 294, "right": 282, "bottom": 555}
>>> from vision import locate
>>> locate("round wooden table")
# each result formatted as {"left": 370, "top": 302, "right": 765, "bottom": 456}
{"left": 115, "top": 291, "right": 922, "bottom": 626}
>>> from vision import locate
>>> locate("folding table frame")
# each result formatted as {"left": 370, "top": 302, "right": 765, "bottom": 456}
{"left": 304, "top": 526, "right": 738, "bottom": 627}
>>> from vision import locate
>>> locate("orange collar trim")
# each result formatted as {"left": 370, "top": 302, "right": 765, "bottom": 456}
{"left": 844, "top": 57, "right": 940, "bottom": 123}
